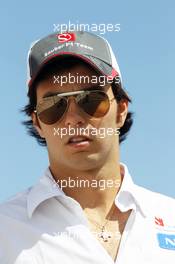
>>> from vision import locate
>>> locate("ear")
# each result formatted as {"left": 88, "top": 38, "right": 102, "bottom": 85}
{"left": 31, "top": 112, "right": 45, "bottom": 139}
{"left": 116, "top": 99, "right": 129, "bottom": 128}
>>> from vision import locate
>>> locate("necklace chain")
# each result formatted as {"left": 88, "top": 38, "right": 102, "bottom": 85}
{"left": 87, "top": 203, "right": 118, "bottom": 242}
{"left": 48, "top": 172, "right": 121, "bottom": 242}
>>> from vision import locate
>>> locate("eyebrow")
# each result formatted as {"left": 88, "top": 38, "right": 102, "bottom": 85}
{"left": 42, "top": 85, "right": 105, "bottom": 98}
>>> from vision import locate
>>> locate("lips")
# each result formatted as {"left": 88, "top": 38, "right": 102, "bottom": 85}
{"left": 67, "top": 135, "right": 92, "bottom": 144}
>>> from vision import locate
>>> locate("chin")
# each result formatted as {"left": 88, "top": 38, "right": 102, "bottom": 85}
{"left": 65, "top": 153, "right": 105, "bottom": 170}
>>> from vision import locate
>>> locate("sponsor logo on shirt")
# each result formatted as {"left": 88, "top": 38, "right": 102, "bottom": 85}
{"left": 155, "top": 217, "right": 164, "bottom": 226}
{"left": 155, "top": 216, "right": 175, "bottom": 232}
{"left": 157, "top": 233, "right": 175, "bottom": 250}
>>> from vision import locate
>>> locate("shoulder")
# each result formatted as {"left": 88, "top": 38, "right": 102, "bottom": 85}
{"left": 0, "top": 187, "right": 31, "bottom": 221}
{"left": 0, "top": 187, "right": 36, "bottom": 262}
{"left": 135, "top": 183, "right": 175, "bottom": 217}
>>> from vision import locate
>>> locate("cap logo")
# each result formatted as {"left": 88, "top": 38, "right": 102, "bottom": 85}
{"left": 57, "top": 33, "right": 76, "bottom": 43}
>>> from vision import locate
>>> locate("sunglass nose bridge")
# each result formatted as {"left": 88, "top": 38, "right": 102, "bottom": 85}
{"left": 66, "top": 96, "right": 81, "bottom": 112}
{"left": 59, "top": 90, "right": 90, "bottom": 104}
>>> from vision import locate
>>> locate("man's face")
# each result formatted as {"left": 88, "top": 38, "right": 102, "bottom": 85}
{"left": 32, "top": 62, "right": 128, "bottom": 171}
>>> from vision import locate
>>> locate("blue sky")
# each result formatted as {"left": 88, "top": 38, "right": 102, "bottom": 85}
{"left": 0, "top": 0, "right": 175, "bottom": 202}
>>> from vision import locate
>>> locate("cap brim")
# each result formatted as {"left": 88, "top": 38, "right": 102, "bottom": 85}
{"left": 28, "top": 52, "right": 117, "bottom": 88}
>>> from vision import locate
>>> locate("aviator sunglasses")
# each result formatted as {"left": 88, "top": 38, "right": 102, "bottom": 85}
{"left": 34, "top": 88, "right": 115, "bottom": 125}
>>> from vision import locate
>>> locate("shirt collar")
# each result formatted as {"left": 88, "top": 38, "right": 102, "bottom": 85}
{"left": 27, "top": 163, "right": 149, "bottom": 219}
{"left": 115, "top": 163, "right": 149, "bottom": 217}
{"left": 27, "top": 168, "right": 66, "bottom": 218}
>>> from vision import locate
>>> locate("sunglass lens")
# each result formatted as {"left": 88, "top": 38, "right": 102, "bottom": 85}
{"left": 78, "top": 91, "right": 110, "bottom": 118}
{"left": 37, "top": 97, "right": 67, "bottom": 125}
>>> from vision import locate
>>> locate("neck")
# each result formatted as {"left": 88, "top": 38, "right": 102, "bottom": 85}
{"left": 49, "top": 149, "right": 122, "bottom": 221}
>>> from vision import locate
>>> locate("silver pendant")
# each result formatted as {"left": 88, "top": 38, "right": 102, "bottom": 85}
{"left": 99, "top": 227, "right": 112, "bottom": 242}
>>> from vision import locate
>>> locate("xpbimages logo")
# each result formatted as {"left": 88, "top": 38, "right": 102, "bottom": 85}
{"left": 53, "top": 73, "right": 120, "bottom": 86}
{"left": 50, "top": 176, "right": 121, "bottom": 191}
{"left": 53, "top": 20, "right": 121, "bottom": 35}
{"left": 53, "top": 127, "right": 120, "bottom": 139}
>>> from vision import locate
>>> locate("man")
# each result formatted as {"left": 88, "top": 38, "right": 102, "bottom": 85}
{"left": 0, "top": 31, "right": 175, "bottom": 263}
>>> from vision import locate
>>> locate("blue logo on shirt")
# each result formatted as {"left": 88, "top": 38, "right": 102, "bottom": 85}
{"left": 157, "top": 233, "right": 175, "bottom": 250}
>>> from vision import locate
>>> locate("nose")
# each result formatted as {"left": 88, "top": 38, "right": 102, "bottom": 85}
{"left": 63, "top": 98, "right": 85, "bottom": 127}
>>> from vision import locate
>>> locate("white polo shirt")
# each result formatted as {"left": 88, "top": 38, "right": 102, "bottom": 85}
{"left": 0, "top": 163, "right": 175, "bottom": 264}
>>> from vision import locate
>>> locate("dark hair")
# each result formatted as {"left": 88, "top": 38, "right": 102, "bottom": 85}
{"left": 22, "top": 57, "right": 133, "bottom": 146}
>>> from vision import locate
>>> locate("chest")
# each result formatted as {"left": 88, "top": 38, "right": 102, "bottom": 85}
{"left": 88, "top": 210, "right": 131, "bottom": 261}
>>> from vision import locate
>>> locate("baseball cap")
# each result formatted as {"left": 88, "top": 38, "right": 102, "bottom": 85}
{"left": 27, "top": 31, "right": 122, "bottom": 89}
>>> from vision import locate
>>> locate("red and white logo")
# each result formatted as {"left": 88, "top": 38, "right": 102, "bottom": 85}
{"left": 57, "top": 33, "right": 76, "bottom": 43}
{"left": 155, "top": 217, "right": 164, "bottom": 226}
